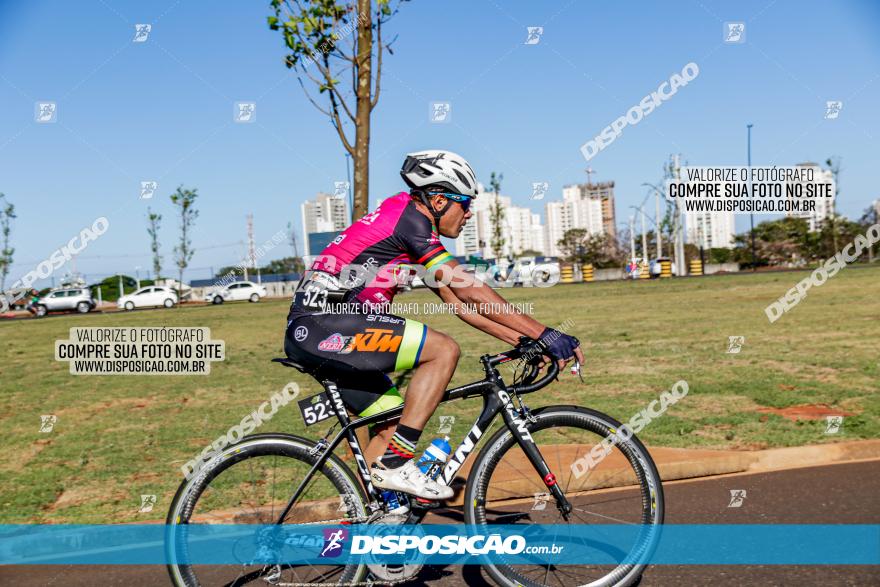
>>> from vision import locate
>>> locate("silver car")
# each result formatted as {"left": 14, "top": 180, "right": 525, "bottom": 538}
{"left": 33, "top": 288, "right": 96, "bottom": 317}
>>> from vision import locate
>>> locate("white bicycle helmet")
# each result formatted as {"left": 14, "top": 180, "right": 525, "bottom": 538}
{"left": 400, "top": 150, "right": 478, "bottom": 198}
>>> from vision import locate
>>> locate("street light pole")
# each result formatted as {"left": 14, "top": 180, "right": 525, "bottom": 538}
{"left": 747, "top": 123, "right": 756, "bottom": 271}
{"left": 671, "top": 154, "right": 686, "bottom": 276}
{"left": 655, "top": 188, "right": 662, "bottom": 258}
{"left": 641, "top": 182, "right": 665, "bottom": 258}
{"left": 629, "top": 215, "right": 636, "bottom": 265}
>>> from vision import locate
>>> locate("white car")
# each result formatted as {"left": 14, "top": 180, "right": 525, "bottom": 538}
{"left": 204, "top": 281, "right": 267, "bottom": 304}
{"left": 117, "top": 286, "right": 178, "bottom": 311}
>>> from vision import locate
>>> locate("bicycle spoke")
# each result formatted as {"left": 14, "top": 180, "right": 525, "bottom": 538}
{"left": 467, "top": 409, "right": 662, "bottom": 587}
{"left": 270, "top": 454, "right": 277, "bottom": 522}
{"left": 571, "top": 506, "right": 640, "bottom": 525}
{"left": 496, "top": 448, "right": 551, "bottom": 494}
{"left": 577, "top": 490, "right": 645, "bottom": 509}
{"left": 169, "top": 439, "right": 367, "bottom": 586}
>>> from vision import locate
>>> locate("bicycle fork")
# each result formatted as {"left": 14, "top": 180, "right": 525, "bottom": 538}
{"left": 498, "top": 390, "right": 573, "bottom": 519}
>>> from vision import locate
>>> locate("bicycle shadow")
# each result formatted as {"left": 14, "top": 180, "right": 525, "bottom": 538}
{"left": 414, "top": 565, "right": 493, "bottom": 586}
{"left": 411, "top": 561, "right": 493, "bottom": 586}
{"left": 408, "top": 507, "right": 520, "bottom": 587}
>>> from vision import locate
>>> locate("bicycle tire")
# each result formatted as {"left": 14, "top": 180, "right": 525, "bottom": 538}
{"left": 166, "top": 433, "right": 369, "bottom": 587}
{"left": 463, "top": 406, "right": 664, "bottom": 587}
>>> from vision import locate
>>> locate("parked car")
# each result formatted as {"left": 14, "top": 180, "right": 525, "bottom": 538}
{"left": 203, "top": 281, "right": 267, "bottom": 304}
{"left": 117, "top": 286, "right": 178, "bottom": 311}
{"left": 32, "top": 287, "right": 96, "bottom": 317}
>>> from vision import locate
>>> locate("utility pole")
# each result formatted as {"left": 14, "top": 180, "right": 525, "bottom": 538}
{"left": 672, "top": 154, "right": 686, "bottom": 276}
{"left": 641, "top": 182, "right": 665, "bottom": 259}
{"left": 870, "top": 201, "right": 879, "bottom": 263}
{"left": 640, "top": 208, "right": 648, "bottom": 262}
{"left": 825, "top": 157, "right": 841, "bottom": 253}
{"left": 697, "top": 220, "right": 706, "bottom": 269}
{"left": 290, "top": 228, "right": 299, "bottom": 259}
{"left": 748, "top": 124, "right": 756, "bottom": 271}
{"left": 246, "top": 213, "right": 260, "bottom": 283}
{"left": 655, "top": 188, "right": 662, "bottom": 258}
{"left": 629, "top": 215, "right": 636, "bottom": 265}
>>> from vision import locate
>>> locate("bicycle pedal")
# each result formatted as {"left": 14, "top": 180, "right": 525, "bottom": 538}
{"left": 411, "top": 497, "right": 441, "bottom": 510}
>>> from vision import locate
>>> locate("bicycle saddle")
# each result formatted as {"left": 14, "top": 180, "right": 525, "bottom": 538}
{"left": 271, "top": 357, "right": 309, "bottom": 373}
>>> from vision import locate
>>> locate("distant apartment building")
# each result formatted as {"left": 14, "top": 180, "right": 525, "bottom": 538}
{"left": 301, "top": 192, "right": 349, "bottom": 256}
{"left": 685, "top": 209, "right": 736, "bottom": 249}
{"left": 785, "top": 162, "right": 834, "bottom": 232}
{"left": 544, "top": 180, "right": 617, "bottom": 257}
{"left": 544, "top": 200, "right": 577, "bottom": 258}
{"left": 456, "top": 217, "right": 481, "bottom": 257}
{"left": 565, "top": 181, "right": 617, "bottom": 236}
{"left": 453, "top": 191, "right": 545, "bottom": 259}
{"left": 504, "top": 205, "right": 543, "bottom": 256}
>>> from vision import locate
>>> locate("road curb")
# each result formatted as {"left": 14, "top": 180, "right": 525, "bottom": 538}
{"left": 652, "top": 439, "right": 880, "bottom": 483}
{"left": 743, "top": 439, "right": 880, "bottom": 472}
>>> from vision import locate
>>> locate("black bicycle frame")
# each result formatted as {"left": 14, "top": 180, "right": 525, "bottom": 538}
{"left": 275, "top": 349, "right": 571, "bottom": 525}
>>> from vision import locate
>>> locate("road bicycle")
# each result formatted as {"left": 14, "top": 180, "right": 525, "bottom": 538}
{"left": 166, "top": 337, "right": 664, "bottom": 587}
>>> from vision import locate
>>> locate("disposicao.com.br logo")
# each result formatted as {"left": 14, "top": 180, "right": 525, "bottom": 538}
{"left": 349, "top": 533, "right": 563, "bottom": 556}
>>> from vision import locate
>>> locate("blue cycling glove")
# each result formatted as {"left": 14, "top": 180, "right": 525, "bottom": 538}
{"left": 538, "top": 327, "right": 580, "bottom": 361}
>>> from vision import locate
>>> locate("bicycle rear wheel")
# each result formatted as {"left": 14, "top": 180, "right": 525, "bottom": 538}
{"left": 463, "top": 406, "right": 664, "bottom": 587}
{"left": 166, "top": 433, "right": 369, "bottom": 586}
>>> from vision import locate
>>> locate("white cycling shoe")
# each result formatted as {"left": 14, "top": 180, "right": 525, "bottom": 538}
{"left": 370, "top": 459, "right": 454, "bottom": 501}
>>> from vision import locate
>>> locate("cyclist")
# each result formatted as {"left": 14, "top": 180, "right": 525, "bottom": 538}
{"left": 25, "top": 289, "right": 41, "bottom": 316}
{"left": 284, "top": 150, "right": 583, "bottom": 501}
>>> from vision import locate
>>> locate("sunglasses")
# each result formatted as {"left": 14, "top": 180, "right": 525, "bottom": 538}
{"left": 430, "top": 192, "right": 472, "bottom": 212}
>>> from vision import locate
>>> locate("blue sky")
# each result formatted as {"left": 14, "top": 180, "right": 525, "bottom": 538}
{"left": 1, "top": 0, "right": 878, "bottom": 285}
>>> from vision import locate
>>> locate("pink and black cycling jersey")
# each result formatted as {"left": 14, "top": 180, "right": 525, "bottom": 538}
{"left": 283, "top": 192, "right": 454, "bottom": 414}
{"left": 289, "top": 192, "right": 455, "bottom": 315}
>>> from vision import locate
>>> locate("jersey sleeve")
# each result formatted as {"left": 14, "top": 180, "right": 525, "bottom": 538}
{"left": 396, "top": 208, "right": 455, "bottom": 270}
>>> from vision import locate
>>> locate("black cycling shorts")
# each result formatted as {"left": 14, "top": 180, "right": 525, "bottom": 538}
{"left": 284, "top": 311, "right": 428, "bottom": 416}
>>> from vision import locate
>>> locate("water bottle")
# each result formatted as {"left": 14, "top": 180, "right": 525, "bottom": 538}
{"left": 416, "top": 436, "right": 451, "bottom": 480}
{"left": 380, "top": 489, "right": 409, "bottom": 514}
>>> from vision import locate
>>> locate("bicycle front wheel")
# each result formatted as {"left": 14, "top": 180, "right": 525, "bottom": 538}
{"left": 463, "top": 406, "right": 664, "bottom": 587}
{"left": 166, "top": 433, "right": 369, "bottom": 586}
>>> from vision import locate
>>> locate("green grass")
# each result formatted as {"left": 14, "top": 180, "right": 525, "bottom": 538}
{"left": 1, "top": 266, "right": 878, "bottom": 522}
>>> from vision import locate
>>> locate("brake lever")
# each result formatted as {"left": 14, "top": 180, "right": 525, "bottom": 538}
{"left": 571, "top": 360, "right": 585, "bottom": 383}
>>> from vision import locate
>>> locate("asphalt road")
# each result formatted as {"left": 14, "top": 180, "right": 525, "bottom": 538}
{"left": 3, "top": 459, "right": 878, "bottom": 587}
